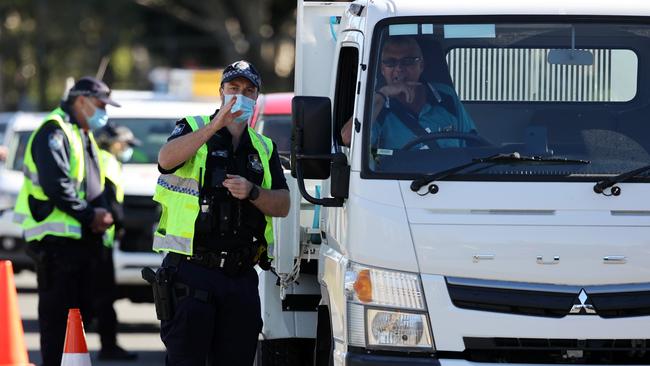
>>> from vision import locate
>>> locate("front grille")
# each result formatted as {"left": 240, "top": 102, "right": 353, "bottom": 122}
{"left": 120, "top": 195, "right": 160, "bottom": 252}
{"left": 447, "top": 277, "right": 650, "bottom": 318}
{"left": 461, "top": 337, "right": 650, "bottom": 364}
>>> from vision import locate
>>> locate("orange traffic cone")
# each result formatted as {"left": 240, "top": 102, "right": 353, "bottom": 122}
{"left": 0, "top": 260, "right": 33, "bottom": 365}
{"left": 60, "top": 308, "right": 91, "bottom": 366}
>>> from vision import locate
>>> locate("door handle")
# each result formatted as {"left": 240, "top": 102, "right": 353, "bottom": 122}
{"left": 536, "top": 255, "right": 560, "bottom": 265}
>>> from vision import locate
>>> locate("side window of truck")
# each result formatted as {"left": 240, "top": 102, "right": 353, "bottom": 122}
{"left": 333, "top": 47, "right": 359, "bottom": 147}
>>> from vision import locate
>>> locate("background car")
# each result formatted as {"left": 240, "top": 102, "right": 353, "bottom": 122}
{"left": 251, "top": 92, "right": 293, "bottom": 170}
{"left": 0, "top": 112, "right": 47, "bottom": 272}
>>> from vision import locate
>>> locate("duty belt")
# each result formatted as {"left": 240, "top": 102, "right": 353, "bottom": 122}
{"left": 172, "top": 246, "right": 258, "bottom": 275}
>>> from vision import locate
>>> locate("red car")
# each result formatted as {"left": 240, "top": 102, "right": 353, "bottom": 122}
{"left": 251, "top": 92, "right": 293, "bottom": 169}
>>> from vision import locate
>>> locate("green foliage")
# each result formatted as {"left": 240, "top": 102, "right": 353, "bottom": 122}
{"left": 0, "top": 0, "right": 297, "bottom": 111}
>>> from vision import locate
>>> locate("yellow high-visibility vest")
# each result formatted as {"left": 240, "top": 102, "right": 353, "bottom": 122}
{"left": 152, "top": 115, "right": 274, "bottom": 256}
{"left": 14, "top": 108, "right": 111, "bottom": 245}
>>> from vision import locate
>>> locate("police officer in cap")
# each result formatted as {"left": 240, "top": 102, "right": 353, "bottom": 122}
{"left": 155, "top": 60, "right": 290, "bottom": 364}
{"left": 15, "top": 77, "right": 117, "bottom": 366}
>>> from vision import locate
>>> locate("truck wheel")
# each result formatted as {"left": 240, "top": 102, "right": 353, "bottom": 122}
{"left": 255, "top": 338, "right": 315, "bottom": 366}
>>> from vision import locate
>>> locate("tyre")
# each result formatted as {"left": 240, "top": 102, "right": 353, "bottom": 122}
{"left": 255, "top": 338, "right": 315, "bottom": 366}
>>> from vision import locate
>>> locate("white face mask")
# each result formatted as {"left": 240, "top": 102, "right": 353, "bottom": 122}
{"left": 117, "top": 147, "right": 133, "bottom": 163}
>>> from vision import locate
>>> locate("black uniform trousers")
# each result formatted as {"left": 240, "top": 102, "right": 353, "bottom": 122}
{"left": 94, "top": 244, "right": 119, "bottom": 349}
{"left": 160, "top": 253, "right": 262, "bottom": 366}
{"left": 32, "top": 235, "right": 102, "bottom": 366}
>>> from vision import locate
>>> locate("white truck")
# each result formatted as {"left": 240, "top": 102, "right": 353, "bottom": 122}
{"left": 259, "top": 1, "right": 650, "bottom": 365}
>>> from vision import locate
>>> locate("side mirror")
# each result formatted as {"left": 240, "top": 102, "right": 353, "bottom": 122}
{"left": 291, "top": 96, "right": 332, "bottom": 179}
{"left": 291, "top": 96, "right": 348, "bottom": 207}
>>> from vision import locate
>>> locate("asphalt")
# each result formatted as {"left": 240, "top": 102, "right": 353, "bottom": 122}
{"left": 15, "top": 271, "right": 166, "bottom": 365}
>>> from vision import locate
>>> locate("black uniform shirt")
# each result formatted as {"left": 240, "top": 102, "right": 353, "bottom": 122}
{"left": 30, "top": 104, "right": 108, "bottom": 236}
{"left": 158, "top": 111, "right": 288, "bottom": 250}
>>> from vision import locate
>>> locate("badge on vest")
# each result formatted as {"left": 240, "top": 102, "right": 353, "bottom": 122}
{"left": 211, "top": 150, "right": 228, "bottom": 158}
{"left": 48, "top": 131, "right": 64, "bottom": 151}
{"left": 170, "top": 123, "right": 185, "bottom": 137}
{"left": 248, "top": 154, "right": 264, "bottom": 174}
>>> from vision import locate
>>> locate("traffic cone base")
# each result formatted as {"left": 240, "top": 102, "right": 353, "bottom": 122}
{"left": 61, "top": 308, "right": 91, "bottom": 366}
{"left": 60, "top": 353, "right": 92, "bottom": 366}
{"left": 0, "top": 260, "right": 34, "bottom": 365}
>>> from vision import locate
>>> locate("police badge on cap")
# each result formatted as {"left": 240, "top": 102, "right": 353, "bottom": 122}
{"left": 221, "top": 60, "right": 262, "bottom": 90}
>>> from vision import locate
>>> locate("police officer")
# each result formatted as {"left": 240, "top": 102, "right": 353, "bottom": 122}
{"left": 94, "top": 123, "right": 140, "bottom": 360}
{"left": 154, "top": 60, "right": 290, "bottom": 365}
{"left": 14, "top": 77, "right": 117, "bottom": 366}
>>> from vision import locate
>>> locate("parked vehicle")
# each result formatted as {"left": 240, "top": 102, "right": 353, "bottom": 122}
{"left": 262, "top": 1, "right": 650, "bottom": 365}
{"left": 251, "top": 92, "right": 293, "bottom": 169}
{"left": 0, "top": 112, "right": 47, "bottom": 272}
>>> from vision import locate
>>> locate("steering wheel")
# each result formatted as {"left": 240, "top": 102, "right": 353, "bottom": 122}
{"left": 401, "top": 131, "right": 491, "bottom": 150}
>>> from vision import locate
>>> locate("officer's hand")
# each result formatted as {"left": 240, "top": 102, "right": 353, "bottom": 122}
{"left": 223, "top": 174, "right": 254, "bottom": 200}
{"left": 209, "top": 95, "right": 243, "bottom": 132}
{"left": 91, "top": 208, "right": 114, "bottom": 234}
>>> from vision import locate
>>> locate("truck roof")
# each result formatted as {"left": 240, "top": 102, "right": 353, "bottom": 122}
{"left": 364, "top": 0, "right": 650, "bottom": 17}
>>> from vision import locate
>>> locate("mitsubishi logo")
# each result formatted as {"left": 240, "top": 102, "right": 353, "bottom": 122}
{"left": 569, "top": 289, "right": 597, "bottom": 315}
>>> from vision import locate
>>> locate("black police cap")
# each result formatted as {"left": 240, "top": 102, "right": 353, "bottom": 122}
{"left": 220, "top": 60, "right": 261, "bottom": 90}
{"left": 67, "top": 76, "right": 121, "bottom": 107}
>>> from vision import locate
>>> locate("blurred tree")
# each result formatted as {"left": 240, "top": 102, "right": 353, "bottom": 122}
{"left": 132, "top": 0, "right": 296, "bottom": 91}
{"left": 1, "top": 0, "right": 143, "bottom": 110}
{"left": 0, "top": 0, "right": 297, "bottom": 111}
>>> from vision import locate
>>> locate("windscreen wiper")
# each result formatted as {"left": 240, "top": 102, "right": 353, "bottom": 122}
{"left": 593, "top": 164, "right": 650, "bottom": 196}
{"left": 410, "top": 152, "right": 590, "bottom": 194}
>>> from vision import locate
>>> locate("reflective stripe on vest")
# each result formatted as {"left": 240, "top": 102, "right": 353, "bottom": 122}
{"left": 14, "top": 108, "right": 104, "bottom": 243}
{"left": 152, "top": 115, "right": 275, "bottom": 256}
{"left": 156, "top": 175, "right": 200, "bottom": 197}
{"left": 23, "top": 222, "right": 82, "bottom": 240}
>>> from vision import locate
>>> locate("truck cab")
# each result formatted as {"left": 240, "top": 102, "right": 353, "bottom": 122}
{"left": 286, "top": 1, "right": 650, "bottom": 365}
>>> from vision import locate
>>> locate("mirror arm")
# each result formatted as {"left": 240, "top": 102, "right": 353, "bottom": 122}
{"left": 295, "top": 154, "right": 344, "bottom": 207}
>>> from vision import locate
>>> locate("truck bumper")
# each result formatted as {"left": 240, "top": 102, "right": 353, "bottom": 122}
{"left": 346, "top": 352, "right": 439, "bottom": 365}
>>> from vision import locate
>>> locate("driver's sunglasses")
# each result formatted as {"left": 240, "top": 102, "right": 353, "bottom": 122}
{"left": 381, "top": 56, "right": 421, "bottom": 68}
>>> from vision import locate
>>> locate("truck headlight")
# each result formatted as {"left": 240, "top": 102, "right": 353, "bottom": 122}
{"left": 344, "top": 262, "right": 434, "bottom": 350}
{"left": 368, "top": 309, "right": 432, "bottom": 349}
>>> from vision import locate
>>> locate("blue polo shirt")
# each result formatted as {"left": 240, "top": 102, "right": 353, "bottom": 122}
{"left": 370, "top": 83, "right": 476, "bottom": 150}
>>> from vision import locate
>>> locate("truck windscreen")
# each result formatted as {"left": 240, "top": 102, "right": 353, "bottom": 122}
{"left": 365, "top": 20, "right": 649, "bottom": 182}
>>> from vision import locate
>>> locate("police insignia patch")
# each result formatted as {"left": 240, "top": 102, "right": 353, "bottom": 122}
{"left": 48, "top": 131, "right": 64, "bottom": 151}
{"left": 248, "top": 154, "right": 264, "bottom": 173}
{"left": 236, "top": 61, "right": 250, "bottom": 70}
{"left": 171, "top": 124, "right": 185, "bottom": 137}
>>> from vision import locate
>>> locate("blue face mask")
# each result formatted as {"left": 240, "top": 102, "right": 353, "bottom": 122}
{"left": 223, "top": 94, "right": 256, "bottom": 124}
{"left": 85, "top": 99, "right": 109, "bottom": 130}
